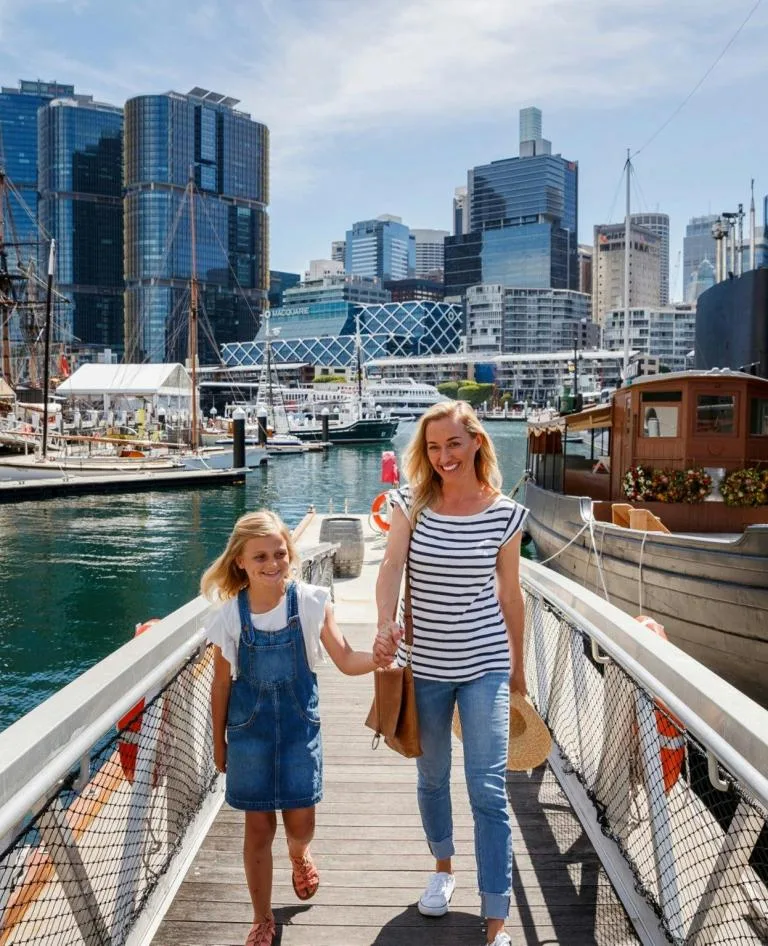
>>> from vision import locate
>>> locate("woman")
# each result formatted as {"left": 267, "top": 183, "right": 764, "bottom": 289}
{"left": 373, "top": 401, "right": 528, "bottom": 946}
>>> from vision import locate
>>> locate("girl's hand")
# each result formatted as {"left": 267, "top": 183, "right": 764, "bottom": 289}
{"left": 213, "top": 739, "right": 227, "bottom": 774}
{"left": 510, "top": 666, "right": 528, "bottom": 697}
{"left": 373, "top": 620, "right": 402, "bottom": 667}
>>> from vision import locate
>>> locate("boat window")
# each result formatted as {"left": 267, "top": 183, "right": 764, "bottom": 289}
{"left": 695, "top": 394, "right": 736, "bottom": 435}
{"left": 749, "top": 398, "right": 768, "bottom": 435}
{"left": 642, "top": 404, "right": 678, "bottom": 437}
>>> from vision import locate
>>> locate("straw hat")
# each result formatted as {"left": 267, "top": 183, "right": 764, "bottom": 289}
{"left": 452, "top": 692, "right": 551, "bottom": 771}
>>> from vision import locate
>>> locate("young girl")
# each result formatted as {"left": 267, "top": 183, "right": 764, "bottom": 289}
{"left": 203, "top": 510, "right": 376, "bottom": 946}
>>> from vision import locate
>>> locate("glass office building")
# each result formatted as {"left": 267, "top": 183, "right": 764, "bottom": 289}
{"left": 222, "top": 300, "right": 463, "bottom": 369}
{"left": 124, "top": 89, "right": 269, "bottom": 363}
{"left": 38, "top": 98, "right": 124, "bottom": 354}
{"left": 0, "top": 80, "right": 75, "bottom": 270}
{"left": 345, "top": 216, "right": 415, "bottom": 282}
{"left": 445, "top": 121, "right": 578, "bottom": 296}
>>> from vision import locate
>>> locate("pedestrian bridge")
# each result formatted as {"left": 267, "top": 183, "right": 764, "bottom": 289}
{"left": 0, "top": 515, "right": 766, "bottom": 945}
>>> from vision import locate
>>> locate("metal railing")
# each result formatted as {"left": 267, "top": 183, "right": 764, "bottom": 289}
{"left": 520, "top": 560, "right": 768, "bottom": 945}
{"left": 0, "top": 543, "right": 336, "bottom": 946}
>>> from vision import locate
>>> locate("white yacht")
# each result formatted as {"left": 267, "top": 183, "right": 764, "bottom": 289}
{"left": 361, "top": 378, "right": 448, "bottom": 420}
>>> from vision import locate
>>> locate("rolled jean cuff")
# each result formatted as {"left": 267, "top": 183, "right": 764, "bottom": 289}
{"left": 481, "top": 892, "right": 510, "bottom": 920}
{"left": 427, "top": 836, "right": 455, "bottom": 859}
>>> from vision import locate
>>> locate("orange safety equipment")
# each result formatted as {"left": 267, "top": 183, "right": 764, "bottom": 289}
{"left": 635, "top": 615, "right": 685, "bottom": 794}
{"left": 117, "top": 619, "right": 160, "bottom": 783}
{"left": 370, "top": 492, "right": 391, "bottom": 533}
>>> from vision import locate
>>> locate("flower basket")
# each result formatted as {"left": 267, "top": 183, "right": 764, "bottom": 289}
{"left": 622, "top": 466, "right": 712, "bottom": 503}
{"left": 622, "top": 465, "right": 654, "bottom": 501}
{"left": 719, "top": 468, "right": 768, "bottom": 507}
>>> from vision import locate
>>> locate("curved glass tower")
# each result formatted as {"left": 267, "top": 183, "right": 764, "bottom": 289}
{"left": 124, "top": 90, "right": 268, "bottom": 363}
{"left": 38, "top": 97, "right": 124, "bottom": 354}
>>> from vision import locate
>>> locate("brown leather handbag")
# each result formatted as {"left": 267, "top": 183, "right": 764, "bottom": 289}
{"left": 365, "top": 567, "right": 422, "bottom": 758}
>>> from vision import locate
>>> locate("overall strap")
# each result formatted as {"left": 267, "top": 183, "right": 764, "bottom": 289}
{"left": 285, "top": 580, "right": 300, "bottom": 623}
{"left": 236, "top": 588, "right": 253, "bottom": 636}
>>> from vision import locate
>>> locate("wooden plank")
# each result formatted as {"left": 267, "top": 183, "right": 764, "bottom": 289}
{"left": 151, "top": 527, "right": 637, "bottom": 946}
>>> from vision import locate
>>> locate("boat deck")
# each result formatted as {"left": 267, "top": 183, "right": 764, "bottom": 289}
{"left": 151, "top": 519, "right": 637, "bottom": 945}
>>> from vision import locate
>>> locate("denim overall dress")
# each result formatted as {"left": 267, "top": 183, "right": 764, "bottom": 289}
{"left": 225, "top": 581, "right": 323, "bottom": 811}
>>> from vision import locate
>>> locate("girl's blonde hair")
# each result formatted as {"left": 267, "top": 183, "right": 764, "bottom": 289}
{"left": 403, "top": 401, "right": 502, "bottom": 524}
{"left": 200, "top": 510, "right": 300, "bottom": 600}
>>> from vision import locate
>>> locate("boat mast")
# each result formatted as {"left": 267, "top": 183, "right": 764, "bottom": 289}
{"left": 188, "top": 172, "right": 199, "bottom": 451}
{"left": 41, "top": 239, "right": 56, "bottom": 460}
{"left": 622, "top": 149, "right": 631, "bottom": 377}
{"left": 355, "top": 310, "right": 363, "bottom": 402}
{"left": 266, "top": 311, "right": 274, "bottom": 428}
{"left": 0, "top": 167, "right": 12, "bottom": 385}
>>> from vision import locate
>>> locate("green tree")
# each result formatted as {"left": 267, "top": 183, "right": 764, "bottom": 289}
{"left": 314, "top": 375, "right": 348, "bottom": 384}
{"left": 437, "top": 381, "right": 460, "bottom": 399}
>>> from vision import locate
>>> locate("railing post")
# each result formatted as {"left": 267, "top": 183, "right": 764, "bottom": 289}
{"left": 37, "top": 797, "right": 111, "bottom": 945}
{"left": 685, "top": 798, "right": 765, "bottom": 945}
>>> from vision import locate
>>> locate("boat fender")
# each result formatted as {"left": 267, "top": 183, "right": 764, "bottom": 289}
{"left": 117, "top": 619, "right": 160, "bottom": 783}
{"left": 634, "top": 615, "right": 685, "bottom": 794}
{"left": 370, "top": 492, "right": 391, "bottom": 533}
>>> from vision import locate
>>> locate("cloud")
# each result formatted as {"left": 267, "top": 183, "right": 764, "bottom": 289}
{"left": 2, "top": 0, "right": 766, "bottom": 191}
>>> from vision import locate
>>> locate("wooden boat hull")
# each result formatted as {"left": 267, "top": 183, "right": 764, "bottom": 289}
{"left": 524, "top": 483, "right": 768, "bottom": 706}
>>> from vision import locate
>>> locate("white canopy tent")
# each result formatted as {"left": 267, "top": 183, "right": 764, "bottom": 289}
{"left": 56, "top": 364, "right": 192, "bottom": 399}
{"left": 55, "top": 363, "right": 195, "bottom": 429}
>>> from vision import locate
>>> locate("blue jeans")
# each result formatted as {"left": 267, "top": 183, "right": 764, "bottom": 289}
{"left": 414, "top": 671, "right": 512, "bottom": 919}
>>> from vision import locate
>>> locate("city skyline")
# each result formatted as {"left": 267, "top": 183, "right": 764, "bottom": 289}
{"left": 0, "top": 0, "right": 767, "bottom": 298}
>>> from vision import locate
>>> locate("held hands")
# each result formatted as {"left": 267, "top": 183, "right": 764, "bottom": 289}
{"left": 373, "top": 619, "right": 402, "bottom": 668}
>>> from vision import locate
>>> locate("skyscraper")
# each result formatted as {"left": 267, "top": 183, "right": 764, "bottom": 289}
{"left": 38, "top": 97, "right": 124, "bottom": 354}
{"left": 592, "top": 222, "right": 662, "bottom": 324}
{"left": 444, "top": 108, "right": 578, "bottom": 297}
{"left": 411, "top": 228, "right": 448, "bottom": 279}
{"left": 344, "top": 215, "right": 415, "bottom": 282}
{"left": 683, "top": 215, "right": 717, "bottom": 301}
{"left": 0, "top": 79, "right": 75, "bottom": 269}
{"left": 452, "top": 186, "right": 469, "bottom": 237}
{"left": 631, "top": 213, "right": 669, "bottom": 304}
{"left": 124, "top": 88, "right": 269, "bottom": 363}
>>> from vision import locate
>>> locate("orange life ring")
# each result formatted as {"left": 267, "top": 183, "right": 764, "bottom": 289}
{"left": 117, "top": 619, "right": 160, "bottom": 783}
{"left": 371, "top": 491, "right": 391, "bottom": 532}
{"left": 635, "top": 616, "right": 685, "bottom": 793}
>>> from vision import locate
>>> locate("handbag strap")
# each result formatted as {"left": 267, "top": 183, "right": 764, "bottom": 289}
{"left": 402, "top": 546, "right": 414, "bottom": 662}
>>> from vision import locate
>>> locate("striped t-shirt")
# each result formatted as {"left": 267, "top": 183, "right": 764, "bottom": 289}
{"left": 390, "top": 486, "right": 529, "bottom": 682}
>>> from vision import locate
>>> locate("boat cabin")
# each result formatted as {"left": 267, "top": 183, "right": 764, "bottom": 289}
{"left": 527, "top": 370, "right": 768, "bottom": 529}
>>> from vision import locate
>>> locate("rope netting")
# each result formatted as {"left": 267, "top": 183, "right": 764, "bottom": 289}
{"left": 522, "top": 587, "right": 768, "bottom": 945}
{"left": 0, "top": 548, "right": 335, "bottom": 946}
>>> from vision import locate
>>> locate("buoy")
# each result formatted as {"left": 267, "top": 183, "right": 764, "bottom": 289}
{"left": 635, "top": 615, "right": 685, "bottom": 793}
{"left": 117, "top": 619, "right": 160, "bottom": 783}
{"left": 370, "top": 492, "right": 391, "bottom": 533}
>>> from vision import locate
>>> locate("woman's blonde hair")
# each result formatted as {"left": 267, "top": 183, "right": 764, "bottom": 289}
{"left": 200, "top": 510, "right": 300, "bottom": 600}
{"left": 403, "top": 401, "right": 502, "bottom": 524}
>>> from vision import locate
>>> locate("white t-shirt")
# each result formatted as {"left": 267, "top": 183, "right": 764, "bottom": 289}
{"left": 205, "top": 582, "right": 330, "bottom": 678}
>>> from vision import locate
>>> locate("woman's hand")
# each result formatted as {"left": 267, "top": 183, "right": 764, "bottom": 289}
{"left": 373, "top": 620, "right": 402, "bottom": 668}
{"left": 213, "top": 738, "right": 227, "bottom": 774}
{"left": 509, "top": 665, "right": 528, "bottom": 697}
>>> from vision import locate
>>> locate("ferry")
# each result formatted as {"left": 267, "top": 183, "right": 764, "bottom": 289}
{"left": 356, "top": 377, "right": 448, "bottom": 420}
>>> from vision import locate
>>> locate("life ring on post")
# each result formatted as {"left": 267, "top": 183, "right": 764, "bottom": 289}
{"left": 634, "top": 615, "right": 685, "bottom": 794}
{"left": 370, "top": 491, "right": 391, "bottom": 533}
{"left": 117, "top": 619, "right": 160, "bottom": 783}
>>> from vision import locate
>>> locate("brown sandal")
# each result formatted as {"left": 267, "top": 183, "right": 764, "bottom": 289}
{"left": 245, "top": 916, "right": 276, "bottom": 946}
{"left": 290, "top": 851, "right": 320, "bottom": 900}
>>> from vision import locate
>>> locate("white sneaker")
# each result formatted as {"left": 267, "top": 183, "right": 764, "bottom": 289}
{"left": 488, "top": 933, "right": 512, "bottom": 946}
{"left": 417, "top": 871, "right": 455, "bottom": 916}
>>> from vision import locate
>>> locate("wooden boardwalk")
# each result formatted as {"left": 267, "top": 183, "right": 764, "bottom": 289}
{"left": 152, "top": 518, "right": 638, "bottom": 946}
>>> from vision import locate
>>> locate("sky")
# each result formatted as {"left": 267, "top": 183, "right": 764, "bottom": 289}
{"left": 1, "top": 0, "right": 767, "bottom": 297}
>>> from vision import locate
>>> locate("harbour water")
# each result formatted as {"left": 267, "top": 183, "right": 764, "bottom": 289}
{"left": 0, "top": 422, "right": 530, "bottom": 731}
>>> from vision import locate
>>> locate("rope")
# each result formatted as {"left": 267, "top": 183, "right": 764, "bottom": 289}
{"left": 588, "top": 518, "right": 612, "bottom": 604}
{"left": 537, "top": 520, "right": 590, "bottom": 565}
{"left": 507, "top": 470, "right": 531, "bottom": 500}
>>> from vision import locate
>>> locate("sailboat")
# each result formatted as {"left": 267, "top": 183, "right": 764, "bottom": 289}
{"left": 287, "top": 312, "right": 399, "bottom": 445}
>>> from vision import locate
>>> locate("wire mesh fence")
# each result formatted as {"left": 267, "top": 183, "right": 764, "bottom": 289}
{"left": 522, "top": 584, "right": 768, "bottom": 945}
{"left": 0, "top": 543, "right": 336, "bottom": 946}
